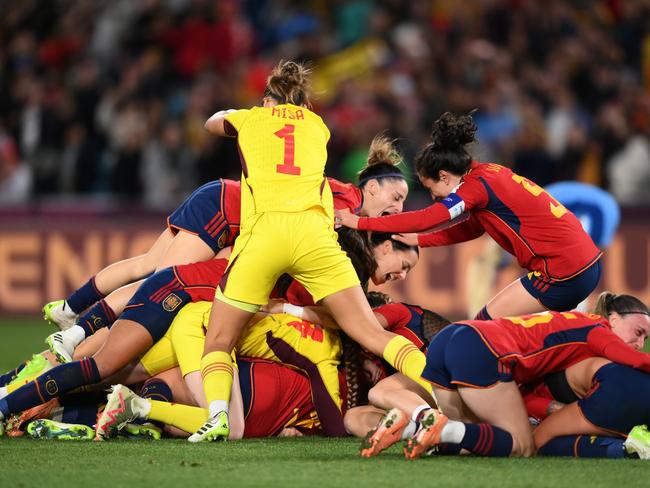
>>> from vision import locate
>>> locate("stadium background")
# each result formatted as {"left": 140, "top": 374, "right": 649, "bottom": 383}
{"left": 1, "top": 0, "right": 649, "bottom": 327}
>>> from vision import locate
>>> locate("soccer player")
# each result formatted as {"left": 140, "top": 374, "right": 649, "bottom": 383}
{"left": 336, "top": 112, "right": 603, "bottom": 318}
{"left": 192, "top": 60, "right": 431, "bottom": 442}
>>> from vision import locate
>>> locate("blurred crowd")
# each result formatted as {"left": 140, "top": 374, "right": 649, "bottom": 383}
{"left": 1, "top": 0, "right": 650, "bottom": 208}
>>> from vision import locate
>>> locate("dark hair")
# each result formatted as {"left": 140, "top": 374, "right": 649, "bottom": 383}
{"left": 594, "top": 292, "right": 649, "bottom": 318}
{"left": 357, "top": 134, "right": 406, "bottom": 189}
{"left": 264, "top": 60, "right": 312, "bottom": 107}
{"left": 335, "top": 229, "right": 418, "bottom": 288}
{"left": 366, "top": 291, "right": 392, "bottom": 308}
{"left": 369, "top": 232, "right": 419, "bottom": 256}
{"left": 340, "top": 333, "right": 364, "bottom": 411}
{"left": 415, "top": 112, "right": 477, "bottom": 181}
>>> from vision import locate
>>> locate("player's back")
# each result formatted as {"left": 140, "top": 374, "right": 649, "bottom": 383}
{"left": 462, "top": 311, "right": 608, "bottom": 383}
{"left": 464, "top": 162, "right": 601, "bottom": 278}
{"left": 226, "top": 104, "right": 331, "bottom": 217}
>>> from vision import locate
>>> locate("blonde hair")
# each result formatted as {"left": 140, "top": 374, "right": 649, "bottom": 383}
{"left": 358, "top": 134, "right": 406, "bottom": 188}
{"left": 264, "top": 60, "right": 312, "bottom": 107}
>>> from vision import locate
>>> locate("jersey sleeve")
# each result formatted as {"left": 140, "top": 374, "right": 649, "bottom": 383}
{"left": 357, "top": 180, "right": 488, "bottom": 233}
{"left": 418, "top": 216, "right": 485, "bottom": 247}
{"left": 587, "top": 326, "right": 650, "bottom": 373}
{"left": 224, "top": 109, "right": 251, "bottom": 136}
{"left": 374, "top": 303, "right": 411, "bottom": 329}
{"left": 520, "top": 382, "right": 554, "bottom": 422}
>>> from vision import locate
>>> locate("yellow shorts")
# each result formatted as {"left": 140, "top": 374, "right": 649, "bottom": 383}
{"left": 140, "top": 301, "right": 212, "bottom": 377}
{"left": 221, "top": 209, "right": 360, "bottom": 305}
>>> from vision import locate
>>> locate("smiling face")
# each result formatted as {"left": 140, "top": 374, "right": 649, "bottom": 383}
{"left": 609, "top": 312, "right": 650, "bottom": 350}
{"left": 361, "top": 178, "right": 409, "bottom": 217}
{"left": 371, "top": 240, "right": 419, "bottom": 285}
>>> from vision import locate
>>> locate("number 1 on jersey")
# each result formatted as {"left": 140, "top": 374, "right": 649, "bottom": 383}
{"left": 275, "top": 124, "right": 301, "bottom": 175}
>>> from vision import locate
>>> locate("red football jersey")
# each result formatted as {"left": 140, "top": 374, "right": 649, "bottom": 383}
{"left": 328, "top": 177, "right": 363, "bottom": 214}
{"left": 374, "top": 303, "right": 426, "bottom": 350}
{"left": 173, "top": 258, "right": 227, "bottom": 302}
{"left": 357, "top": 162, "right": 602, "bottom": 280}
{"left": 459, "top": 311, "right": 650, "bottom": 384}
{"left": 241, "top": 359, "right": 318, "bottom": 438}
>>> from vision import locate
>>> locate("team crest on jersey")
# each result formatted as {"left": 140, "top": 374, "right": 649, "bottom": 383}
{"left": 162, "top": 293, "right": 182, "bottom": 312}
{"left": 45, "top": 379, "right": 58, "bottom": 396}
{"left": 218, "top": 229, "right": 229, "bottom": 248}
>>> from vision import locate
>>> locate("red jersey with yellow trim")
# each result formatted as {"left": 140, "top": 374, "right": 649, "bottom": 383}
{"left": 239, "top": 358, "right": 320, "bottom": 437}
{"left": 358, "top": 162, "right": 602, "bottom": 280}
{"left": 174, "top": 259, "right": 228, "bottom": 302}
{"left": 461, "top": 311, "right": 650, "bottom": 384}
{"left": 328, "top": 177, "right": 363, "bottom": 214}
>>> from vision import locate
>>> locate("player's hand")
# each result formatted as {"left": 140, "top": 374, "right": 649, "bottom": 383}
{"left": 334, "top": 209, "right": 359, "bottom": 229}
{"left": 391, "top": 233, "right": 419, "bottom": 247}
{"left": 278, "top": 427, "right": 303, "bottom": 437}
{"left": 362, "top": 359, "right": 383, "bottom": 385}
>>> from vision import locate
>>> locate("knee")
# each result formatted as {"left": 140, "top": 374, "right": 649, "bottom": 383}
{"left": 367, "top": 385, "right": 383, "bottom": 407}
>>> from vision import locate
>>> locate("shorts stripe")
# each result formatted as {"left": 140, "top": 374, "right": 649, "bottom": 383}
{"left": 150, "top": 279, "right": 181, "bottom": 303}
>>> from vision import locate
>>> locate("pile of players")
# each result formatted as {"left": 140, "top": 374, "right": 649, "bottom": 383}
{"left": 1, "top": 60, "right": 649, "bottom": 461}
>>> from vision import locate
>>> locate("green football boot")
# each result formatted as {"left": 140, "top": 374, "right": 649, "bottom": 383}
{"left": 42, "top": 300, "right": 77, "bottom": 330}
{"left": 8, "top": 354, "right": 52, "bottom": 387}
{"left": 27, "top": 419, "right": 94, "bottom": 441}
{"left": 187, "top": 411, "right": 230, "bottom": 443}
{"left": 625, "top": 424, "right": 650, "bottom": 459}
{"left": 122, "top": 422, "right": 162, "bottom": 440}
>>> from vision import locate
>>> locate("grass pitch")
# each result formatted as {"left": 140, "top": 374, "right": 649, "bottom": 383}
{"left": 1, "top": 318, "right": 650, "bottom": 488}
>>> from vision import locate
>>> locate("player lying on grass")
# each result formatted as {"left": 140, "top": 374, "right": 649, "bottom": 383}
{"left": 353, "top": 291, "right": 650, "bottom": 459}
{"left": 43, "top": 134, "right": 409, "bottom": 333}
{"left": 336, "top": 112, "right": 603, "bottom": 319}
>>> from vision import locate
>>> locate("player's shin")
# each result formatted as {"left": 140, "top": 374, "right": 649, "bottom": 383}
{"left": 200, "top": 351, "right": 234, "bottom": 417}
{"left": 382, "top": 336, "right": 431, "bottom": 393}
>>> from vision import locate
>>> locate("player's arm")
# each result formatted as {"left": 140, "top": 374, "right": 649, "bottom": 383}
{"left": 520, "top": 382, "right": 565, "bottom": 423}
{"left": 587, "top": 326, "right": 650, "bottom": 372}
{"left": 205, "top": 108, "right": 249, "bottom": 137}
{"left": 417, "top": 216, "right": 486, "bottom": 247}
{"left": 338, "top": 180, "right": 487, "bottom": 233}
{"left": 262, "top": 300, "right": 340, "bottom": 330}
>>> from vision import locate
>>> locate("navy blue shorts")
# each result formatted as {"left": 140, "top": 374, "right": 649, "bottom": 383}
{"left": 520, "top": 260, "right": 601, "bottom": 311}
{"left": 579, "top": 363, "right": 650, "bottom": 437}
{"left": 422, "top": 324, "right": 513, "bottom": 389}
{"left": 167, "top": 180, "right": 234, "bottom": 254}
{"left": 121, "top": 267, "right": 192, "bottom": 343}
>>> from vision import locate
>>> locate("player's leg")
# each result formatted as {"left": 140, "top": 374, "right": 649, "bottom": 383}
{"left": 43, "top": 229, "right": 175, "bottom": 329}
{"left": 405, "top": 324, "right": 533, "bottom": 459}
{"left": 480, "top": 261, "right": 601, "bottom": 319}
{"left": 192, "top": 215, "right": 288, "bottom": 442}
{"left": 47, "top": 280, "right": 142, "bottom": 363}
{"left": 0, "top": 319, "right": 152, "bottom": 421}
{"left": 476, "top": 277, "right": 546, "bottom": 319}
{"left": 344, "top": 406, "right": 385, "bottom": 437}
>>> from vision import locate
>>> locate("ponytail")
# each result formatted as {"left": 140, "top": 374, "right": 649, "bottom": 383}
{"left": 594, "top": 291, "right": 649, "bottom": 317}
